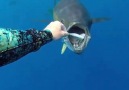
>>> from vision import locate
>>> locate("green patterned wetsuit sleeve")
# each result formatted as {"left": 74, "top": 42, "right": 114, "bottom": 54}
{"left": 0, "top": 28, "right": 53, "bottom": 66}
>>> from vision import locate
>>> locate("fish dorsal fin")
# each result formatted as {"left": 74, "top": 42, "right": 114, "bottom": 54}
{"left": 61, "top": 43, "right": 67, "bottom": 54}
{"left": 54, "top": 0, "right": 57, "bottom": 6}
{"left": 92, "top": 17, "right": 110, "bottom": 23}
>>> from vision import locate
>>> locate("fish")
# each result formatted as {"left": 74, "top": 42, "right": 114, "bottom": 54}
{"left": 53, "top": 0, "right": 109, "bottom": 54}
{"left": 69, "top": 33, "right": 85, "bottom": 40}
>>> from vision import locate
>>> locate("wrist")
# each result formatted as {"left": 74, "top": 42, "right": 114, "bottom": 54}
{"left": 43, "top": 29, "right": 53, "bottom": 40}
{"left": 44, "top": 29, "right": 56, "bottom": 40}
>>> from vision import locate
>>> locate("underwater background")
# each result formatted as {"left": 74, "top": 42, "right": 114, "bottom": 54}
{"left": 0, "top": 0, "right": 129, "bottom": 90}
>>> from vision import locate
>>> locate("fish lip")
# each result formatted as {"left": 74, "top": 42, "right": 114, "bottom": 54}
{"left": 66, "top": 22, "right": 91, "bottom": 53}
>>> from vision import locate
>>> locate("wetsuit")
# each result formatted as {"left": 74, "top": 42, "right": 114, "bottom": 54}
{"left": 0, "top": 28, "right": 53, "bottom": 66}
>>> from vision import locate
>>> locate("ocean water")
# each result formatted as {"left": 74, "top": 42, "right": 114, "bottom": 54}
{"left": 0, "top": 0, "right": 129, "bottom": 90}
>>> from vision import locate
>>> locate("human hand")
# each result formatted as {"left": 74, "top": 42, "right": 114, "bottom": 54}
{"left": 44, "top": 21, "right": 69, "bottom": 40}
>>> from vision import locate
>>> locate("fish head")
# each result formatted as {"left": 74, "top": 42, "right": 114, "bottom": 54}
{"left": 62, "top": 22, "right": 91, "bottom": 54}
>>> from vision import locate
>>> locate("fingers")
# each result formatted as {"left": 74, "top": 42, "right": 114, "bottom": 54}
{"left": 52, "top": 21, "right": 66, "bottom": 30}
{"left": 44, "top": 21, "right": 68, "bottom": 40}
{"left": 61, "top": 24, "right": 66, "bottom": 31}
{"left": 54, "top": 21, "right": 68, "bottom": 36}
{"left": 61, "top": 31, "right": 69, "bottom": 37}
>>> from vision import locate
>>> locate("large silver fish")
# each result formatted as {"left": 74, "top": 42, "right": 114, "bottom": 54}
{"left": 53, "top": 0, "right": 108, "bottom": 54}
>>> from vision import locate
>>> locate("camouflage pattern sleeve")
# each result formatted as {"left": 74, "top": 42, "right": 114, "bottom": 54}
{"left": 0, "top": 28, "right": 53, "bottom": 66}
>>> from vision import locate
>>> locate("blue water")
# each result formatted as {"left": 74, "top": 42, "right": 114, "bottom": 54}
{"left": 0, "top": 0, "right": 129, "bottom": 90}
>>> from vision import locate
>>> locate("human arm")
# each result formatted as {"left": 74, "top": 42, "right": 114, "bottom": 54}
{"left": 0, "top": 21, "right": 68, "bottom": 66}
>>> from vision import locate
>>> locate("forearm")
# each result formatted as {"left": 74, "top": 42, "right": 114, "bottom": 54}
{"left": 0, "top": 28, "right": 53, "bottom": 66}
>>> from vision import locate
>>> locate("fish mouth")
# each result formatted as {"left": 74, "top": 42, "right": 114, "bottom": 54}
{"left": 67, "top": 23, "right": 90, "bottom": 53}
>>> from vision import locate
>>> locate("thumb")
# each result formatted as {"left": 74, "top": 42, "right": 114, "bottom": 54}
{"left": 61, "top": 31, "right": 69, "bottom": 37}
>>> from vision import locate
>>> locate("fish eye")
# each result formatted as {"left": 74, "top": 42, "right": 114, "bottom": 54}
{"left": 60, "top": 19, "right": 64, "bottom": 24}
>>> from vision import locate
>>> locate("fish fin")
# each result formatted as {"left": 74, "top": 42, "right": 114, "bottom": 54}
{"left": 54, "top": 0, "right": 57, "bottom": 6}
{"left": 61, "top": 43, "right": 67, "bottom": 54}
{"left": 31, "top": 0, "right": 57, "bottom": 23}
{"left": 92, "top": 17, "right": 110, "bottom": 23}
{"left": 44, "top": 0, "right": 57, "bottom": 17}
{"left": 48, "top": 0, "right": 57, "bottom": 16}
{"left": 48, "top": 9, "right": 54, "bottom": 15}
{"left": 32, "top": 19, "right": 51, "bottom": 23}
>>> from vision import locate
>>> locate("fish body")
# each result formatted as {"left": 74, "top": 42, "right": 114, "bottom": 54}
{"left": 53, "top": 0, "right": 107, "bottom": 54}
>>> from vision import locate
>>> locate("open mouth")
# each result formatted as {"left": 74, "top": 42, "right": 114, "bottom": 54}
{"left": 68, "top": 25, "right": 85, "bottom": 51}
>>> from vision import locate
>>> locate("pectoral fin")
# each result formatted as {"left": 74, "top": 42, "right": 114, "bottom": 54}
{"left": 61, "top": 43, "right": 67, "bottom": 54}
{"left": 92, "top": 17, "right": 110, "bottom": 23}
